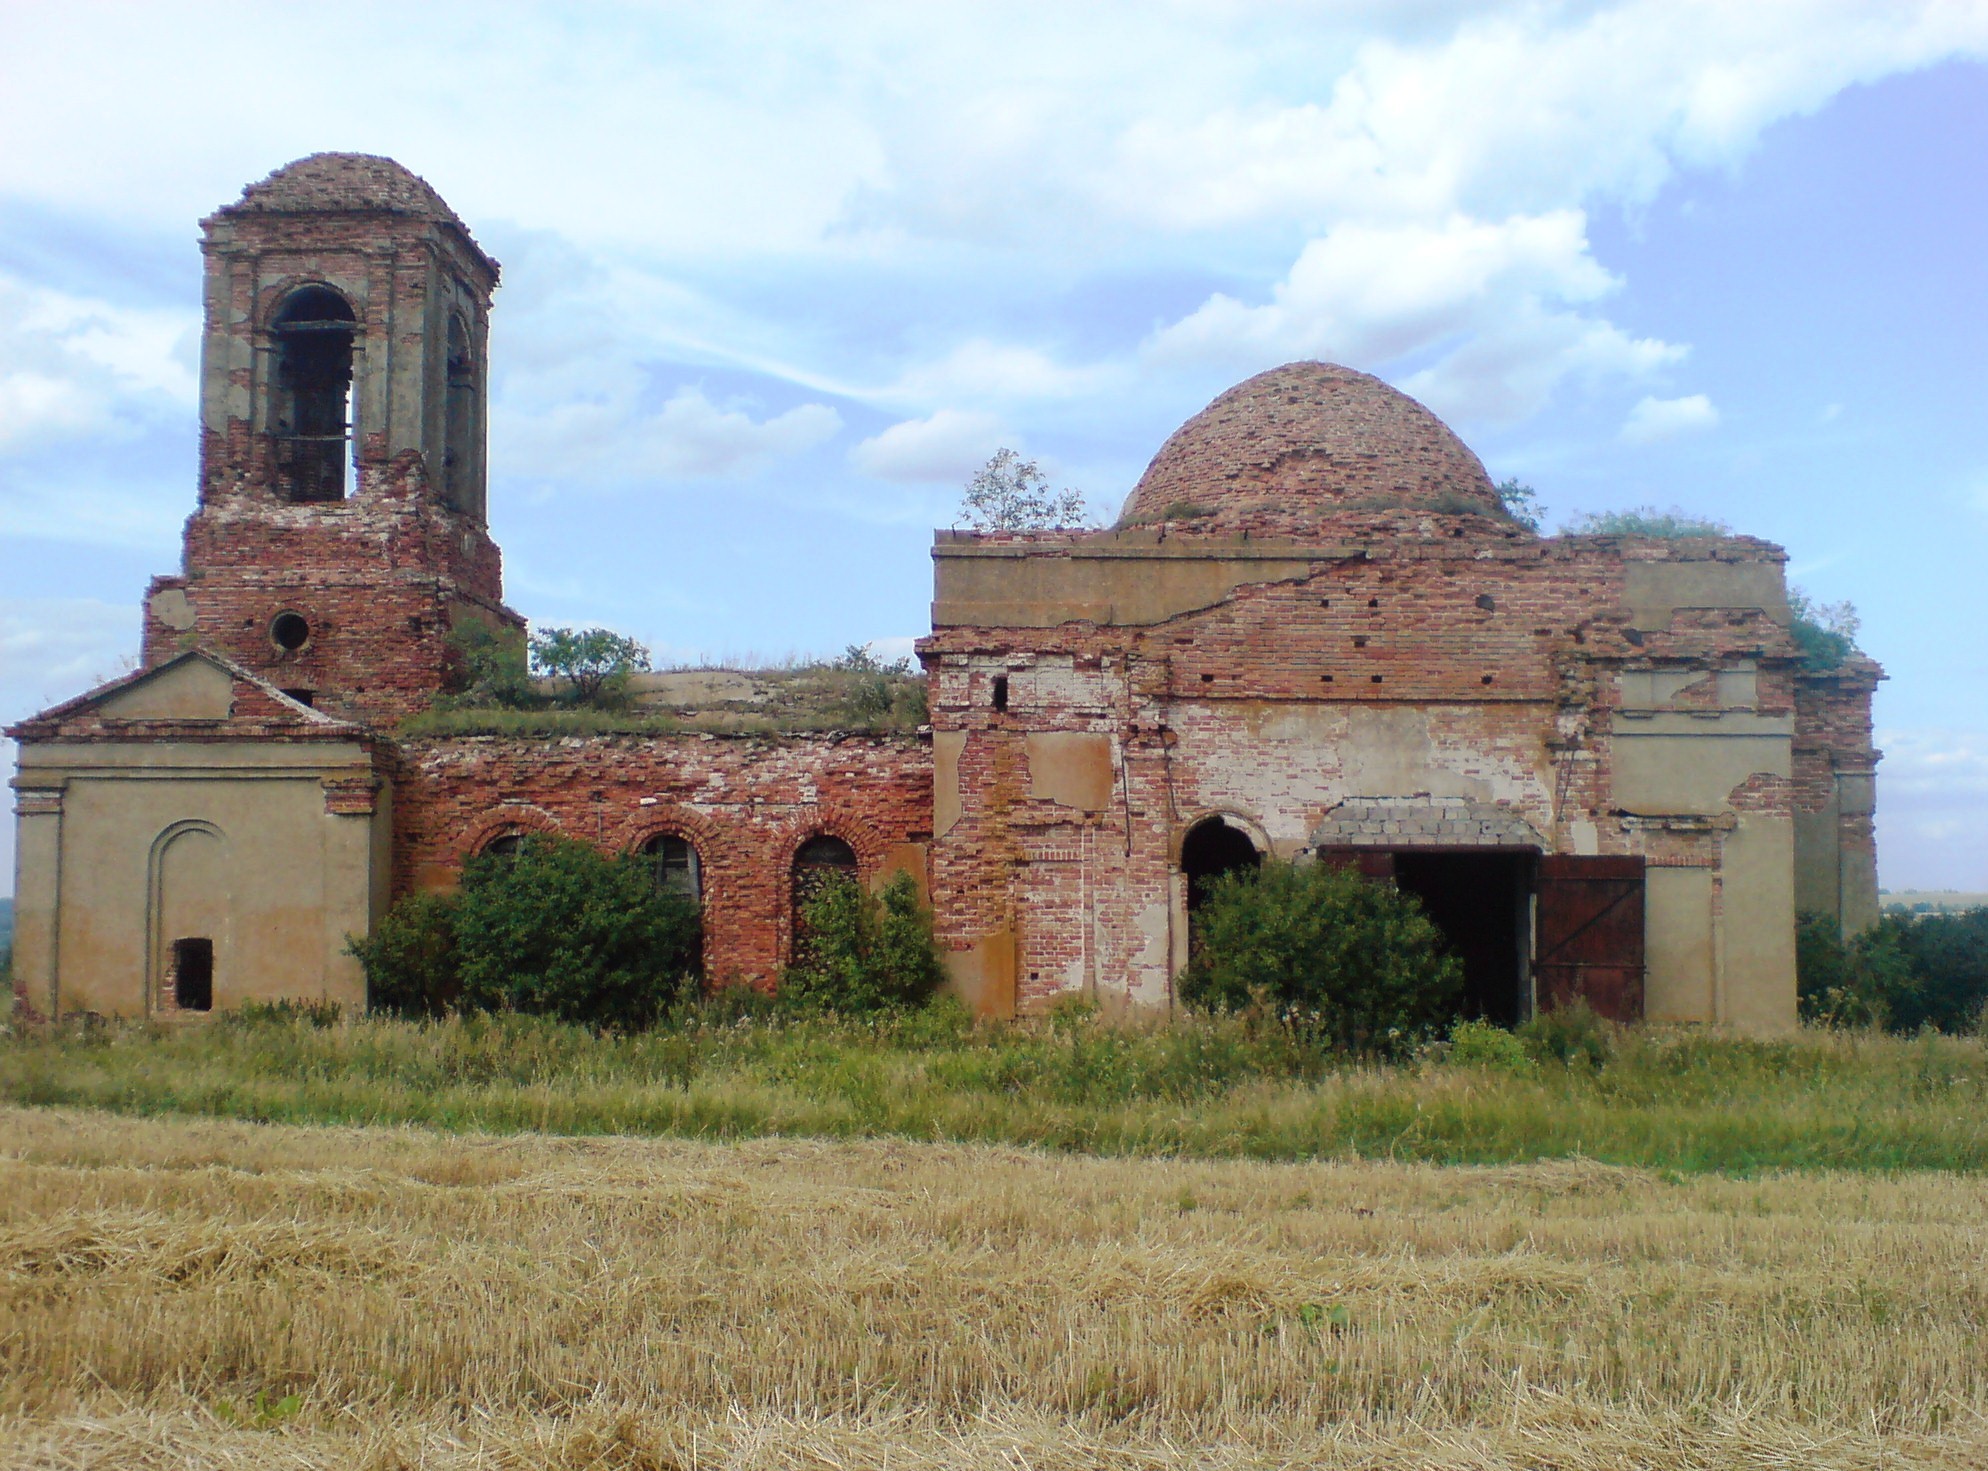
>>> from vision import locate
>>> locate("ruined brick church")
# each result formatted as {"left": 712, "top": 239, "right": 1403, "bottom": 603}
{"left": 9, "top": 156, "right": 1883, "bottom": 1031}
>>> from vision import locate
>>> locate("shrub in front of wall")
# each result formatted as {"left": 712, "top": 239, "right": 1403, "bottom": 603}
{"left": 1802, "top": 908, "right": 1988, "bottom": 1035}
{"left": 351, "top": 835, "right": 701, "bottom": 1029}
{"left": 453, "top": 836, "right": 701, "bottom": 1029}
{"left": 1178, "top": 859, "right": 1462, "bottom": 1057}
{"left": 1447, "top": 1017, "right": 1536, "bottom": 1074}
{"left": 1882, "top": 908, "right": 1988, "bottom": 1034}
{"left": 349, "top": 892, "right": 461, "bottom": 1018}
{"left": 782, "top": 871, "right": 944, "bottom": 1015}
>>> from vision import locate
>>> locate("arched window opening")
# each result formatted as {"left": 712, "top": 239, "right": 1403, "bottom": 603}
{"left": 442, "top": 313, "right": 475, "bottom": 511}
{"left": 1181, "top": 816, "right": 1261, "bottom": 950}
{"left": 480, "top": 831, "right": 525, "bottom": 860}
{"left": 272, "top": 286, "right": 356, "bottom": 503}
{"left": 791, "top": 835, "right": 859, "bottom": 964}
{"left": 643, "top": 833, "right": 701, "bottom": 901}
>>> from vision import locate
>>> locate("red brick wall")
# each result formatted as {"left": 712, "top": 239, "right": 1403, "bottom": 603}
{"left": 392, "top": 733, "right": 934, "bottom": 989}
{"left": 139, "top": 179, "right": 515, "bottom": 724}
{"left": 923, "top": 522, "right": 1813, "bottom": 1011}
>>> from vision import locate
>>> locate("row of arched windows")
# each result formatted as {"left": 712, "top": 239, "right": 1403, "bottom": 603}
{"left": 476, "top": 828, "right": 862, "bottom": 964}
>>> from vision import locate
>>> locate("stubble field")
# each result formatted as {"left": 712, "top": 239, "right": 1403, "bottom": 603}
{"left": 3, "top": 1103, "right": 1985, "bottom": 1470}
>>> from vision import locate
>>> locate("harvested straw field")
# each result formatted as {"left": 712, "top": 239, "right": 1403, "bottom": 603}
{"left": 3, "top": 1104, "right": 1985, "bottom": 1469}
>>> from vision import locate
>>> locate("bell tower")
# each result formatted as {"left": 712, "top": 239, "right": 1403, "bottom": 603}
{"left": 141, "top": 153, "right": 521, "bottom": 722}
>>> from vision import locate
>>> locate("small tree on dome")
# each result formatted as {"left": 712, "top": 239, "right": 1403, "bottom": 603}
{"left": 1493, "top": 477, "right": 1545, "bottom": 533}
{"left": 958, "top": 448, "right": 1093, "bottom": 531}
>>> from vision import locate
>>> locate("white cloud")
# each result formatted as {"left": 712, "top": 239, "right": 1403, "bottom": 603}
{"left": 0, "top": 1, "right": 1977, "bottom": 458}
{"left": 888, "top": 341, "right": 1114, "bottom": 404}
{"left": 1620, "top": 393, "right": 1721, "bottom": 444}
{"left": 1874, "top": 728, "right": 1988, "bottom": 890}
{"left": 1148, "top": 212, "right": 1687, "bottom": 422}
{"left": 850, "top": 409, "right": 1005, "bottom": 484}
{"left": 500, "top": 384, "right": 841, "bottom": 485}
{"left": 864, "top": 636, "right": 920, "bottom": 667}
{"left": 0, "top": 274, "right": 196, "bottom": 453}
{"left": 0, "top": 596, "right": 139, "bottom": 725}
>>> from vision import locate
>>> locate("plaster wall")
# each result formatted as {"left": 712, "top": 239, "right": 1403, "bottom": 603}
{"left": 12, "top": 738, "right": 383, "bottom": 1019}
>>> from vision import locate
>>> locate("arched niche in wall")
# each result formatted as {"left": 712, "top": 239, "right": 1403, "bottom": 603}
{"left": 147, "top": 820, "right": 229, "bottom": 1014}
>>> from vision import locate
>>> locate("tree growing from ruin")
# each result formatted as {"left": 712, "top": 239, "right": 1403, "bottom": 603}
{"left": 1493, "top": 477, "right": 1545, "bottom": 532}
{"left": 530, "top": 626, "right": 651, "bottom": 707}
{"left": 1787, "top": 588, "right": 1862, "bottom": 672}
{"left": 958, "top": 449, "right": 1093, "bottom": 531}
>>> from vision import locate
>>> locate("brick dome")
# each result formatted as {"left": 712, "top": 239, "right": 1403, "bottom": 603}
{"left": 219, "top": 154, "right": 463, "bottom": 224}
{"left": 1120, "top": 362, "right": 1503, "bottom": 529}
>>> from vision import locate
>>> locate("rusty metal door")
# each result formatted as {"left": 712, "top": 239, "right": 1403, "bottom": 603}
{"left": 1318, "top": 848, "right": 1396, "bottom": 881}
{"left": 1534, "top": 855, "right": 1645, "bottom": 1021}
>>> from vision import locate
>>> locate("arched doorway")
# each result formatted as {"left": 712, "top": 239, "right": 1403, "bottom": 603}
{"left": 791, "top": 835, "right": 859, "bottom": 965}
{"left": 1181, "top": 816, "right": 1261, "bottom": 946}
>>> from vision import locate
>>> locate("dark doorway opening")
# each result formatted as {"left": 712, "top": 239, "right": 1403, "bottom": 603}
{"left": 1182, "top": 817, "right": 1261, "bottom": 911}
{"left": 1391, "top": 851, "right": 1533, "bottom": 1026}
{"left": 1182, "top": 816, "right": 1261, "bottom": 952}
{"left": 172, "top": 937, "right": 214, "bottom": 1012}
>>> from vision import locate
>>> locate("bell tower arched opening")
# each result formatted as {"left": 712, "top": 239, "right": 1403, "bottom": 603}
{"left": 271, "top": 286, "right": 356, "bottom": 503}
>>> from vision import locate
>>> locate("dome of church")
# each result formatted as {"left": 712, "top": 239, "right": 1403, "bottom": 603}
{"left": 220, "top": 154, "right": 463, "bottom": 224}
{"left": 1119, "top": 362, "right": 1504, "bottom": 529}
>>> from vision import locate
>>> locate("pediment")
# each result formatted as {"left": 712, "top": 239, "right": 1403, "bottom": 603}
{"left": 7, "top": 648, "right": 360, "bottom": 741}
{"left": 93, "top": 656, "right": 237, "bottom": 721}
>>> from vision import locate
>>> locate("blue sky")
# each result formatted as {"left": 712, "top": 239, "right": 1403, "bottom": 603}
{"left": 3, "top": 1, "right": 1986, "bottom": 893}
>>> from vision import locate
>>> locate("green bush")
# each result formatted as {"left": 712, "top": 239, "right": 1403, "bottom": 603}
{"left": 1518, "top": 999, "right": 1615, "bottom": 1069}
{"left": 443, "top": 620, "right": 537, "bottom": 708}
{"left": 781, "top": 871, "right": 944, "bottom": 1014}
{"left": 353, "top": 891, "right": 461, "bottom": 1019}
{"left": 1787, "top": 588, "right": 1862, "bottom": 673}
{"left": 1888, "top": 908, "right": 1988, "bottom": 1033}
{"left": 1178, "top": 859, "right": 1461, "bottom": 1056}
{"left": 1801, "top": 908, "right": 1988, "bottom": 1034}
{"left": 350, "top": 835, "right": 700, "bottom": 1029}
{"left": 1563, "top": 506, "right": 1732, "bottom": 538}
{"left": 1447, "top": 1018, "right": 1535, "bottom": 1074}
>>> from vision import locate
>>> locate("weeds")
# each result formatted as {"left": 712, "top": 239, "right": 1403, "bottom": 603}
{"left": 4, "top": 1010, "right": 1986, "bottom": 1173}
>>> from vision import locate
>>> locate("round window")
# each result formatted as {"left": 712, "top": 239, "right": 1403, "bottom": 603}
{"left": 270, "top": 612, "right": 312, "bottom": 652}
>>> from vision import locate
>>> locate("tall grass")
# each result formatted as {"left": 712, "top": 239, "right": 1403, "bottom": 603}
{"left": 6, "top": 1007, "right": 1986, "bottom": 1173}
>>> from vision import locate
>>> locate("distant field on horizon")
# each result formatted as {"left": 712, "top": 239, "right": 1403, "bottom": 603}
{"left": 1881, "top": 890, "right": 1988, "bottom": 912}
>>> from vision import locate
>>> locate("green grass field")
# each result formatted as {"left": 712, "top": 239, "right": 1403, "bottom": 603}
{"left": 5, "top": 1006, "right": 1986, "bottom": 1174}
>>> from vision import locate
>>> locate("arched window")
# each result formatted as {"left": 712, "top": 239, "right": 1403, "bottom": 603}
{"left": 480, "top": 831, "right": 525, "bottom": 860}
{"left": 643, "top": 833, "right": 701, "bottom": 901}
{"left": 1181, "top": 816, "right": 1261, "bottom": 948}
{"left": 791, "top": 835, "right": 859, "bottom": 962}
{"left": 272, "top": 286, "right": 356, "bottom": 502}
{"left": 442, "top": 313, "right": 475, "bottom": 512}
